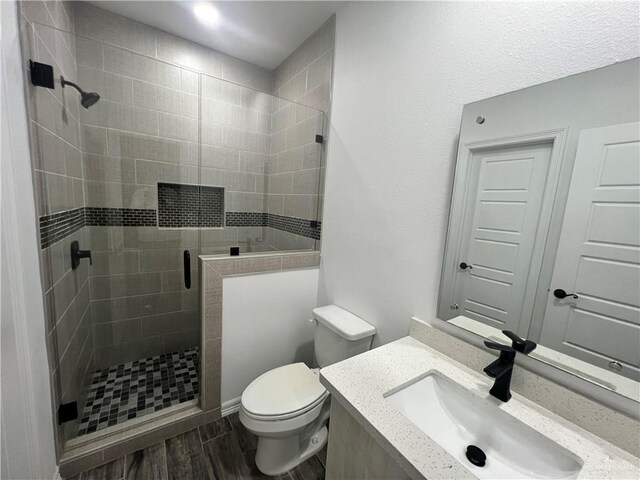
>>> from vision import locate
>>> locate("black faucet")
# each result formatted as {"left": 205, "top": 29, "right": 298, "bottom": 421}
{"left": 483, "top": 330, "right": 536, "bottom": 402}
{"left": 483, "top": 341, "right": 516, "bottom": 402}
{"left": 502, "top": 330, "right": 537, "bottom": 354}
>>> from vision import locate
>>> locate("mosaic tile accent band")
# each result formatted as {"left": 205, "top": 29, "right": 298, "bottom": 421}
{"left": 39, "top": 207, "right": 157, "bottom": 248}
{"left": 77, "top": 347, "right": 199, "bottom": 436}
{"left": 268, "top": 213, "right": 322, "bottom": 240}
{"left": 225, "top": 212, "right": 321, "bottom": 239}
{"left": 84, "top": 207, "right": 157, "bottom": 227}
{"left": 225, "top": 212, "right": 268, "bottom": 227}
{"left": 40, "top": 208, "right": 321, "bottom": 248}
{"left": 39, "top": 207, "right": 85, "bottom": 248}
{"left": 158, "top": 182, "right": 224, "bottom": 228}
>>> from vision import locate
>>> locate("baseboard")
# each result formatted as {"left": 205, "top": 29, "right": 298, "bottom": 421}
{"left": 221, "top": 397, "right": 241, "bottom": 416}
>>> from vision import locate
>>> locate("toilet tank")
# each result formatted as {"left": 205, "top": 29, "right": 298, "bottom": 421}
{"left": 312, "top": 305, "right": 376, "bottom": 367}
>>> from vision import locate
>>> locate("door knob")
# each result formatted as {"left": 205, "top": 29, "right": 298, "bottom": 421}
{"left": 459, "top": 262, "right": 473, "bottom": 270}
{"left": 553, "top": 289, "right": 578, "bottom": 299}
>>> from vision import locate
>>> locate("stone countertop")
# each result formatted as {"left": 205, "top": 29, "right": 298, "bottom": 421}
{"left": 319, "top": 336, "right": 639, "bottom": 480}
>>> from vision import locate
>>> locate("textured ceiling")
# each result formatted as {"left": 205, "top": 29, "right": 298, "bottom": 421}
{"left": 86, "top": 1, "right": 342, "bottom": 69}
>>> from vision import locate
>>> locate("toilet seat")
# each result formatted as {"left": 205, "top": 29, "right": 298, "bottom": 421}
{"left": 242, "top": 391, "right": 329, "bottom": 421}
{"left": 241, "top": 363, "right": 327, "bottom": 420}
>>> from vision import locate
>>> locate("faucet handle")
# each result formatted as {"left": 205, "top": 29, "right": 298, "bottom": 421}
{"left": 484, "top": 341, "right": 514, "bottom": 352}
{"left": 502, "top": 330, "right": 537, "bottom": 354}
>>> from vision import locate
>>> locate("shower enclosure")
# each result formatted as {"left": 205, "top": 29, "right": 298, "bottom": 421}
{"left": 24, "top": 21, "right": 326, "bottom": 453}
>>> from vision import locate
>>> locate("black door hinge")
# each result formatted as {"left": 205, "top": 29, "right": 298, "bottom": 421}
{"left": 58, "top": 401, "right": 78, "bottom": 425}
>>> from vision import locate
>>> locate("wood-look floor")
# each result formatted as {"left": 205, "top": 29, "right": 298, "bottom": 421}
{"left": 67, "top": 413, "right": 326, "bottom": 480}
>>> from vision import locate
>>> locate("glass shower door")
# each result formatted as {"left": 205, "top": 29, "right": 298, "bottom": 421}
{"left": 73, "top": 33, "right": 203, "bottom": 440}
{"left": 28, "top": 24, "right": 203, "bottom": 444}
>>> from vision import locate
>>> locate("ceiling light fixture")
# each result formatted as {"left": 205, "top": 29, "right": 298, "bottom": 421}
{"left": 193, "top": 3, "right": 220, "bottom": 27}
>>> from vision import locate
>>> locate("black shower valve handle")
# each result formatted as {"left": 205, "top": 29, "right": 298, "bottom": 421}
{"left": 71, "top": 240, "right": 92, "bottom": 270}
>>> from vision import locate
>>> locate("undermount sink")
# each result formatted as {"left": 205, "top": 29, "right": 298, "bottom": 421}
{"left": 385, "top": 371, "right": 583, "bottom": 479}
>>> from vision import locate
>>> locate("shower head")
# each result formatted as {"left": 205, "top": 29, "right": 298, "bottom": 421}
{"left": 60, "top": 76, "right": 100, "bottom": 109}
{"left": 80, "top": 91, "right": 100, "bottom": 108}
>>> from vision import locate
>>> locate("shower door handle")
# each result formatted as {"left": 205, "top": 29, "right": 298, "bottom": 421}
{"left": 184, "top": 250, "right": 191, "bottom": 289}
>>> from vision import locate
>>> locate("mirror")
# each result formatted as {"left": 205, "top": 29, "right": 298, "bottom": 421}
{"left": 438, "top": 58, "right": 640, "bottom": 403}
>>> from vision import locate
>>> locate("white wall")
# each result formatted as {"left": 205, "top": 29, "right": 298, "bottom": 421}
{"left": 221, "top": 268, "right": 319, "bottom": 410}
{"left": 319, "top": 1, "right": 640, "bottom": 346}
{"left": 1, "top": 1, "right": 57, "bottom": 478}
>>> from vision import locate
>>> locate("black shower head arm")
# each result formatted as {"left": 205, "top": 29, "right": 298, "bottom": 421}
{"left": 60, "top": 76, "right": 84, "bottom": 94}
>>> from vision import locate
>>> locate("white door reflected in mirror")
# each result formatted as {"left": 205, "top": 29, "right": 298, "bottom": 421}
{"left": 452, "top": 142, "right": 552, "bottom": 334}
{"left": 438, "top": 59, "right": 640, "bottom": 406}
{"left": 541, "top": 122, "right": 640, "bottom": 381}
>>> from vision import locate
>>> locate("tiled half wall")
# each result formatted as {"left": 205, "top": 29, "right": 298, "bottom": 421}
{"left": 199, "top": 251, "right": 321, "bottom": 413}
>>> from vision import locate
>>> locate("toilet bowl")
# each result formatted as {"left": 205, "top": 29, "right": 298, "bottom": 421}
{"left": 239, "top": 363, "right": 330, "bottom": 475}
{"left": 239, "top": 305, "right": 376, "bottom": 476}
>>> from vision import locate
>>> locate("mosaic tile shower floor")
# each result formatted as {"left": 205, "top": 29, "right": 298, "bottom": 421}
{"left": 77, "top": 347, "right": 199, "bottom": 437}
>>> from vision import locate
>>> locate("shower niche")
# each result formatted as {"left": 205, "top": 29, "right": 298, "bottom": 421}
{"left": 157, "top": 183, "right": 225, "bottom": 229}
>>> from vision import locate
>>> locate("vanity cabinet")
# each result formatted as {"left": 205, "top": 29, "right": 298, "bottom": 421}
{"left": 325, "top": 400, "right": 410, "bottom": 480}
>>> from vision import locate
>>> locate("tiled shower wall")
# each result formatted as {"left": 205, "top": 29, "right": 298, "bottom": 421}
{"left": 268, "top": 17, "right": 335, "bottom": 250}
{"left": 19, "top": 0, "right": 95, "bottom": 433}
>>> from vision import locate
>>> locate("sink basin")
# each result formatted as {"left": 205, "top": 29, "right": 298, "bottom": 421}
{"left": 385, "top": 371, "right": 582, "bottom": 479}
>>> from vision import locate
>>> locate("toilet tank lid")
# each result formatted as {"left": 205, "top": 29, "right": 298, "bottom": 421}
{"left": 312, "top": 305, "right": 376, "bottom": 341}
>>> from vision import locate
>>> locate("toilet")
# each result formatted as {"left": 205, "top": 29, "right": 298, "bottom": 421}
{"left": 239, "top": 305, "right": 376, "bottom": 476}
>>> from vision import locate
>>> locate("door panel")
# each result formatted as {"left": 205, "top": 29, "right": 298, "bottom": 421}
{"left": 541, "top": 122, "right": 640, "bottom": 380}
{"left": 576, "top": 257, "right": 639, "bottom": 307}
{"left": 598, "top": 142, "right": 640, "bottom": 186}
{"left": 588, "top": 203, "right": 639, "bottom": 246}
{"left": 472, "top": 239, "right": 518, "bottom": 273}
{"left": 477, "top": 201, "right": 527, "bottom": 232}
{"left": 564, "top": 309, "right": 639, "bottom": 366}
{"left": 453, "top": 143, "right": 553, "bottom": 331}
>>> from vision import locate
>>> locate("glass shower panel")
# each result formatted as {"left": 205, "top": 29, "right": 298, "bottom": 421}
{"left": 28, "top": 25, "right": 203, "bottom": 444}
{"left": 75, "top": 34, "right": 203, "bottom": 440}
{"left": 199, "top": 73, "right": 325, "bottom": 254}
{"left": 267, "top": 99, "right": 325, "bottom": 251}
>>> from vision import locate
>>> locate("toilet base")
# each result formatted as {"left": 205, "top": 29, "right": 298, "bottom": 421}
{"left": 255, "top": 425, "right": 328, "bottom": 476}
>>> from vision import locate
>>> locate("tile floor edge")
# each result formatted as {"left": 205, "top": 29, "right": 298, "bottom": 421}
{"left": 60, "top": 404, "right": 203, "bottom": 462}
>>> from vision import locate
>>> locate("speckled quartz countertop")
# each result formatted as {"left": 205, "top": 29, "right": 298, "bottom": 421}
{"left": 319, "top": 336, "right": 639, "bottom": 480}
